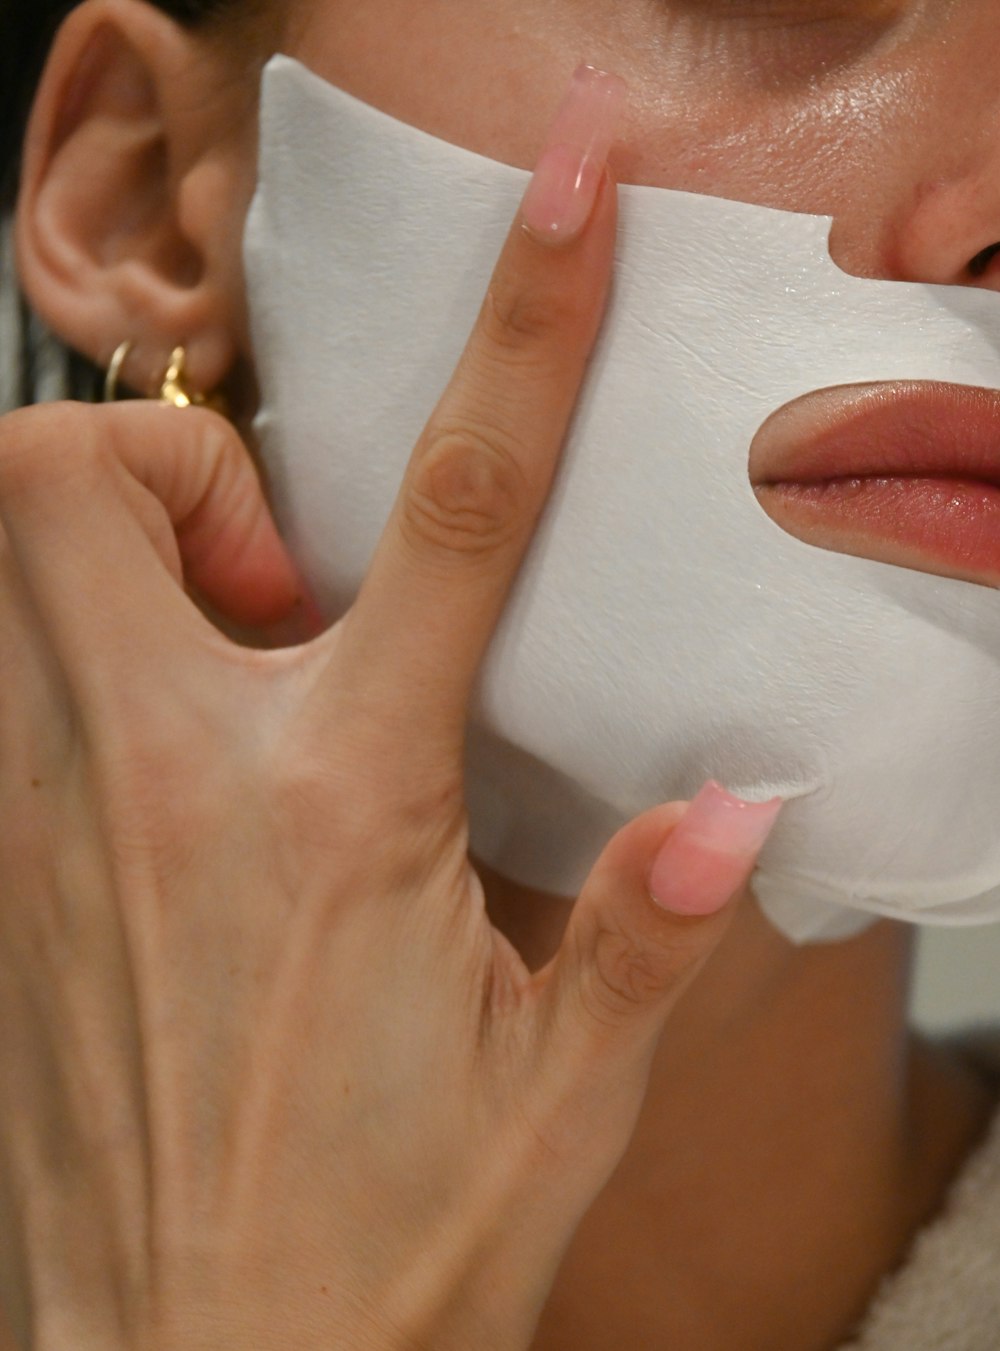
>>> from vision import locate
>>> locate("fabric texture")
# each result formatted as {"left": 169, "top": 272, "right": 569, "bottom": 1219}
{"left": 838, "top": 1029, "right": 1000, "bottom": 1350}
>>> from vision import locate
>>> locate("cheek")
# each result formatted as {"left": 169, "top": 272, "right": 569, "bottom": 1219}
{"left": 286, "top": 0, "right": 573, "bottom": 169}
{"left": 616, "top": 51, "right": 951, "bottom": 284}
{"left": 289, "top": 0, "right": 915, "bottom": 195}
{"left": 620, "top": 67, "right": 919, "bottom": 214}
{"left": 285, "top": 0, "right": 987, "bottom": 285}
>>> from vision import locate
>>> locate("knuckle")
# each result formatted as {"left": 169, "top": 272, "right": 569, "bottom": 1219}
{"left": 266, "top": 718, "right": 397, "bottom": 854}
{"left": 269, "top": 741, "right": 377, "bottom": 852}
{"left": 403, "top": 424, "right": 528, "bottom": 560}
{"left": 483, "top": 280, "right": 582, "bottom": 354}
{"left": 265, "top": 730, "right": 467, "bottom": 897}
{"left": 579, "top": 917, "right": 679, "bottom": 1026}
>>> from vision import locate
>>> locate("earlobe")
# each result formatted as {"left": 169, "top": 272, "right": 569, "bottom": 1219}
{"left": 14, "top": 0, "right": 253, "bottom": 399}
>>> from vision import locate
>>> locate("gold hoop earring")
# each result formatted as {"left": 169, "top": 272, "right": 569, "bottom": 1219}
{"left": 158, "top": 347, "right": 229, "bottom": 417}
{"left": 104, "top": 343, "right": 228, "bottom": 417}
{"left": 104, "top": 341, "right": 133, "bottom": 403}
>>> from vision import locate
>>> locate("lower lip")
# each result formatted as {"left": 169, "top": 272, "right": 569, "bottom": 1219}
{"left": 756, "top": 474, "right": 1000, "bottom": 585}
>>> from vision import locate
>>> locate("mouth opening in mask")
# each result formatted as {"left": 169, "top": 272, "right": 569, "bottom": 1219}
{"left": 749, "top": 380, "right": 1000, "bottom": 591}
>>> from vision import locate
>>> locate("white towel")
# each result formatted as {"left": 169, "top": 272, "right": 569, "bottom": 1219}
{"left": 840, "top": 1030, "right": 1000, "bottom": 1350}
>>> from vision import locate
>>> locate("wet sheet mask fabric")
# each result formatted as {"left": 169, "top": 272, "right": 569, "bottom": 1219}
{"left": 244, "top": 56, "right": 1000, "bottom": 944}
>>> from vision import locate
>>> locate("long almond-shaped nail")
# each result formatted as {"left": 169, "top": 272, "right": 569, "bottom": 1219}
{"left": 520, "top": 64, "right": 626, "bottom": 246}
{"left": 648, "top": 782, "right": 783, "bottom": 917}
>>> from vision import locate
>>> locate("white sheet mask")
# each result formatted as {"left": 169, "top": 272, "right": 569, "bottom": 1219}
{"left": 244, "top": 55, "right": 1000, "bottom": 944}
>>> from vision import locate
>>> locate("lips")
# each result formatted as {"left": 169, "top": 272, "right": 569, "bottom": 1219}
{"left": 749, "top": 381, "right": 1000, "bottom": 587}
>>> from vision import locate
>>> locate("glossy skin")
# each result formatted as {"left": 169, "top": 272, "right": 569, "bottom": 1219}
{"left": 293, "top": 0, "right": 1000, "bottom": 286}
{"left": 9, "top": 1, "right": 1000, "bottom": 1348}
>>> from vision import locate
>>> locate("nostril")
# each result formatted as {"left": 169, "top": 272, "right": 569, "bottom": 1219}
{"left": 967, "top": 242, "right": 1000, "bottom": 278}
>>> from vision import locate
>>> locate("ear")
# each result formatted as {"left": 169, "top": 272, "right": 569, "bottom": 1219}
{"left": 14, "top": 0, "right": 260, "bottom": 399}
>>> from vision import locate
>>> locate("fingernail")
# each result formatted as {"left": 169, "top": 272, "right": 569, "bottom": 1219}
{"left": 520, "top": 64, "right": 626, "bottom": 246}
{"left": 648, "top": 782, "right": 783, "bottom": 917}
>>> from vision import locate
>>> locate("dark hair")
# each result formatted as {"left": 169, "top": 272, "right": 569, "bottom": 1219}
{"left": 0, "top": 0, "right": 252, "bottom": 408}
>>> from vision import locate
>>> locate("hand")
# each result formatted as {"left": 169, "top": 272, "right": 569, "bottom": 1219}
{"left": 0, "top": 164, "right": 779, "bottom": 1351}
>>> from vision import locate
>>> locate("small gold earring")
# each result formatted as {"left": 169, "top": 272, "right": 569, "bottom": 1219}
{"left": 159, "top": 346, "right": 224, "bottom": 413}
{"left": 103, "top": 342, "right": 228, "bottom": 417}
{"left": 103, "top": 340, "right": 133, "bottom": 403}
{"left": 158, "top": 347, "right": 229, "bottom": 417}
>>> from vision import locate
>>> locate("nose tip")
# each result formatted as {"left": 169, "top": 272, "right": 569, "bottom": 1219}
{"left": 829, "top": 168, "right": 1000, "bottom": 290}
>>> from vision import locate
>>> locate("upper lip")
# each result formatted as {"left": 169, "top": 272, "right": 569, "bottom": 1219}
{"left": 748, "top": 381, "right": 1000, "bottom": 488}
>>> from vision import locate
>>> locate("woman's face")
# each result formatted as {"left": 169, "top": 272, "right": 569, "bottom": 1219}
{"left": 288, "top": 0, "right": 1000, "bottom": 287}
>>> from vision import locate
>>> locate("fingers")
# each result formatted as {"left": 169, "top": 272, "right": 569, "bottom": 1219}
{"left": 0, "top": 402, "right": 303, "bottom": 669}
{"left": 535, "top": 784, "right": 783, "bottom": 1102}
{"left": 334, "top": 67, "right": 625, "bottom": 760}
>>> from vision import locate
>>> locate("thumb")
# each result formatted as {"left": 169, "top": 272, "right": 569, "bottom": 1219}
{"left": 536, "top": 783, "right": 782, "bottom": 1085}
{"left": 119, "top": 404, "right": 304, "bottom": 628}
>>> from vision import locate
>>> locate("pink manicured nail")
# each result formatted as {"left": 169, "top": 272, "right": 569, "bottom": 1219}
{"left": 648, "top": 782, "right": 783, "bottom": 917}
{"left": 520, "top": 64, "right": 626, "bottom": 245}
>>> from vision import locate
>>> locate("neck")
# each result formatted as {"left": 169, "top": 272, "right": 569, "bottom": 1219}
{"left": 480, "top": 865, "right": 997, "bottom": 1351}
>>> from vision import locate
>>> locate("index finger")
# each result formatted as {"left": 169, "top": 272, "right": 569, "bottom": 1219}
{"left": 333, "top": 66, "right": 625, "bottom": 758}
